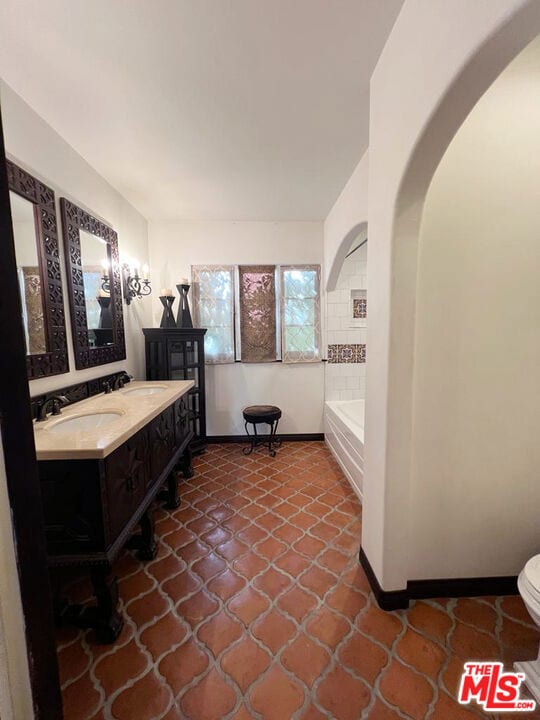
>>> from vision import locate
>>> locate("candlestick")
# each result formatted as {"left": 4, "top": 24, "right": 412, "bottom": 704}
{"left": 96, "top": 294, "right": 112, "bottom": 329}
{"left": 159, "top": 295, "right": 176, "bottom": 328}
{"left": 176, "top": 283, "right": 193, "bottom": 328}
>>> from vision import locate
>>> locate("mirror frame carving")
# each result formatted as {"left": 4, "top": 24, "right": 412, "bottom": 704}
{"left": 60, "top": 198, "right": 126, "bottom": 369}
{"left": 6, "top": 159, "right": 69, "bottom": 379}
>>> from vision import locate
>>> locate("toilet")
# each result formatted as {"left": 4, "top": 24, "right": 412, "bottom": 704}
{"left": 518, "top": 554, "right": 540, "bottom": 659}
{"left": 515, "top": 555, "right": 540, "bottom": 704}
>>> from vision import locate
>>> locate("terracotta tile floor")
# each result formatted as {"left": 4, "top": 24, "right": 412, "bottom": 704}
{"left": 57, "top": 442, "right": 540, "bottom": 720}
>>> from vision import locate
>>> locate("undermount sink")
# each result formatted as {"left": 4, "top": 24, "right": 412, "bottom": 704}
{"left": 47, "top": 411, "right": 124, "bottom": 435}
{"left": 122, "top": 385, "right": 168, "bottom": 397}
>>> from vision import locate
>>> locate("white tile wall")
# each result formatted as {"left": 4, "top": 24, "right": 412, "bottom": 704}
{"left": 325, "top": 244, "right": 367, "bottom": 401}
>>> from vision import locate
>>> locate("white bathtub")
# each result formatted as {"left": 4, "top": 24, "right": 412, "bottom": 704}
{"left": 324, "top": 400, "right": 364, "bottom": 498}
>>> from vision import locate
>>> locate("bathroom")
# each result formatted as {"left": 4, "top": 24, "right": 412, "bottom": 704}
{"left": 1, "top": 2, "right": 540, "bottom": 720}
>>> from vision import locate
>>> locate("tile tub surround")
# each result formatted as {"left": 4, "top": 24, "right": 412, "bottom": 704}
{"left": 326, "top": 246, "right": 367, "bottom": 402}
{"left": 57, "top": 443, "right": 539, "bottom": 720}
{"left": 33, "top": 380, "right": 194, "bottom": 460}
{"left": 327, "top": 343, "right": 366, "bottom": 364}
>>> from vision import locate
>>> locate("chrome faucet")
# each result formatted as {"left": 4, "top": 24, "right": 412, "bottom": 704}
{"left": 36, "top": 395, "right": 69, "bottom": 422}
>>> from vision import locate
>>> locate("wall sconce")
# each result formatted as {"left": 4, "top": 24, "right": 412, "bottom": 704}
{"left": 121, "top": 258, "right": 152, "bottom": 305}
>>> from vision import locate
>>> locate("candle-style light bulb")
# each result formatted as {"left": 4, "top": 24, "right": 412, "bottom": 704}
{"left": 101, "top": 258, "right": 109, "bottom": 273}
{"left": 142, "top": 263, "right": 149, "bottom": 280}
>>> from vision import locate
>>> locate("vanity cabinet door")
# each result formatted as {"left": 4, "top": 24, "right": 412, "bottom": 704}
{"left": 175, "top": 396, "right": 190, "bottom": 448}
{"left": 39, "top": 459, "right": 104, "bottom": 555}
{"left": 104, "top": 427, "right": 150, "bottom": 544}
{"left": 149, "top": 406, "right": 175, "bottom": 483}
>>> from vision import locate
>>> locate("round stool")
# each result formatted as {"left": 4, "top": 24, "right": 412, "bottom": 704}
{"left": 242, "top": 405, "right": 282, "bottom": 457}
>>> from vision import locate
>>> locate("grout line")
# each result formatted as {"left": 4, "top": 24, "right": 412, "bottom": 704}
{"left": 55, "top": 443, "right": 539, "bottom": 720}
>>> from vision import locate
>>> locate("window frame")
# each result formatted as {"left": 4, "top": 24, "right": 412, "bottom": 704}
{"left": 191, "top": 263, "right": 322, "bottom": 364}
{"left": 191, "top": 264, "right": 236, "bottom": 364}
{"left": 279, "top": 264, "right": 322, "bottom": 363}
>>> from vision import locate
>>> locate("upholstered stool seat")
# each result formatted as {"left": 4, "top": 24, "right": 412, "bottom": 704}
{"left": 242, "top": 405, "right": 282, "bottom": 457}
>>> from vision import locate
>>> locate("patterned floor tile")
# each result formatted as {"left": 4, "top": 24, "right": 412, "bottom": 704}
{"left": 57, "top": 442, "right": 540, "bottom": 720}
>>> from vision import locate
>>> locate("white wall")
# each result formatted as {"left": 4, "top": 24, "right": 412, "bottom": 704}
{"left": 323, "top": 151, "right": 368, "bottom": 291}
{"left": 409, "top": 37, "right": 540, "bottom": 579}
{"left": 0, "top": 81, "right": 152, "bottom": 396}
{"left": 363, "top": 0, "right": 540, "bottom": 590}
{"left": 148, "top": 220, "right": 324, "bottom": 435}
{"left": 325, "top": 242, "right": 367, "bottom": 401}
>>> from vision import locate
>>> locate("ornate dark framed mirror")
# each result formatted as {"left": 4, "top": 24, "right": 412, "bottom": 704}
{"left": 60, "top": 198, "right": 126, "bottom": 369}
{"left": 7, "top": 160, "right": 69, "bottom": 379}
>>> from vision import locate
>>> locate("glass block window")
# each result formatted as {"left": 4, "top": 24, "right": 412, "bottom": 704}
{"left": 238, "top": 265, "right": 277, "bottom": 363}
{"left": 280, "top": 265, "right": 321, "bottom": 363}
{"left": 191, "top": 265, "right": 235, "bottom": 363}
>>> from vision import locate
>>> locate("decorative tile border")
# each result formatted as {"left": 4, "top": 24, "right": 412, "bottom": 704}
{"left": 327, "top": 344, "right": 366, "bottom": 364}
{"left": 352, "top": 298, "right": 367, "bottom": 320}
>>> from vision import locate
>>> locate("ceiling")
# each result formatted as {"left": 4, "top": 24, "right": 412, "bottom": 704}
{"left": 0, "top": 0, "right": 403, "bottom": 221}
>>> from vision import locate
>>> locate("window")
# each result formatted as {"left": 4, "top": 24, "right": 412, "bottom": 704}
{"left": 192, "top": 264, "right": 321, "bottom": 364}
{"left": 280, "top": 265, "right": 321, "bottom": 362}
{"left": 191, "top": 265, "right": 235, "bottom": 363}
{"left": 238, "top": 265, "right": 277, "bottom": 363}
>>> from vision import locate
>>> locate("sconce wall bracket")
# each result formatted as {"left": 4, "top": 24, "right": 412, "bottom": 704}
{"left": 122, "top": 264, "right": 152, "bottom": 305}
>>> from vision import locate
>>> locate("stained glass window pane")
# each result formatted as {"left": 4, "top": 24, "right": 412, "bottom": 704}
{"left": 239, "top": 265, "right": 277, "bottom": 363}
{"left": 192, "top": 265, "right": 235, "bottom": 363}
{"left": 280, "top": 266, "right": 321, "bottom": 363}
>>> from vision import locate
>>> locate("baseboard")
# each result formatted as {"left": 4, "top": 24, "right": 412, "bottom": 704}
{"left": 407, "top": 575, "right": 518, "bottom": 599}
{"left": 207, "top": 433, "right": 324, "bottom": 443}
{"left": 359, "top": 547, "right": 519, "bottom": 611}
{"left": 359, "top": 548, "right": 409, "bottom": 610}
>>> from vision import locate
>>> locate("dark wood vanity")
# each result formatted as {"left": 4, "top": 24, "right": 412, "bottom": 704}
{"left": 37, "top": 384, "right": 193, "bottom": 642}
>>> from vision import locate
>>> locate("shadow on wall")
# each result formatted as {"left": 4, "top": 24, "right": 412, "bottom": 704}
{"left": 326, "top": 221, "right": 367, "bottom": 293}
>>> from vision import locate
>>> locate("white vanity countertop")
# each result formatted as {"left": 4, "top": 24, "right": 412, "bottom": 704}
{"left": 33, "top": 380, "right": 194, "bottom": 461}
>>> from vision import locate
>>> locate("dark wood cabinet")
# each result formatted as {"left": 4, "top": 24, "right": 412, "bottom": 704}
{"left": 39, "top": 394, "right": 193, "bottom": 641}
{"left": 144, "top": 328, "right": 208, "bottom": 453}
{"left": 104, "top": 426, "right": 151, "bottom": 542}
{"left": 149, "top": 405, "right": 175, "bottom": 479}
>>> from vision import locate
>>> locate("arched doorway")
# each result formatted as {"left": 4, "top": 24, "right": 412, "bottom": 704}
{"left": 363, "top": 0, "right": 540, "bottom": 596}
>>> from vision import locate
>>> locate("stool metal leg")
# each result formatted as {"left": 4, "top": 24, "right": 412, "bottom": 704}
{"left": 268, "top": 419, "right": 280, "bottom": 457}
{"left": 268, "top": 421, "right": 274, "bottom": 457}
{"left": 271, "top": 418, "right": 281, "bottom": 452}
{"left": 243, "top": 420, "right": 254, "bottom": 455}
{"left": 243, "top": 417, "right": 281, "bottom": 457}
